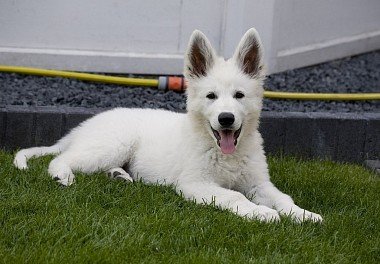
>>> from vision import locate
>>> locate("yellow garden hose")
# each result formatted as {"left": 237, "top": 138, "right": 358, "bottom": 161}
{"left": 0, "top": 65, "right": 158, "bottom": 87}
{"left": 263, "top": 91, "right": 380, "bottom": 101}
{"left": 0, "top": 65, "right": 379, "bottom": 101}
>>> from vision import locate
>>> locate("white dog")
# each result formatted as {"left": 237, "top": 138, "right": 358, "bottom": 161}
{"left": 14, "top": 29, "right": 322, "bottom": 223}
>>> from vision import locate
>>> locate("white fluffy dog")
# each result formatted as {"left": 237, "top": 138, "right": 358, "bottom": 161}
{"left": 14, "top": 29, "right": 322, "bottom": 223}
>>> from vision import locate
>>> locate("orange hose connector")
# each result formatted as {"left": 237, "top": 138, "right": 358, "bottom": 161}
{"left": 158, "top": 76, "right": 186, "bottom": 92}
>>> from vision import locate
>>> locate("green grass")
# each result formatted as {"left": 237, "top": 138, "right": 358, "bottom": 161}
{"left": 0, "top": 150, "right": 379, "bottom": 264}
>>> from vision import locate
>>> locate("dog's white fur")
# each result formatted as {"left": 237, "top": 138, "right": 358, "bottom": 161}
{"left": 14, "top": 29, "right": 322, "bottom": 223}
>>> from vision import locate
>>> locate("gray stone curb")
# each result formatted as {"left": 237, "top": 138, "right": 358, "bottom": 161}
{"left": 0, "top": 106, "right": 378, "bottom": 163}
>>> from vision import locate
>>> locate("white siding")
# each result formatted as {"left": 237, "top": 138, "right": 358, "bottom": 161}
{"left": 0, "top": 0, "right": 379, "bottom": 74}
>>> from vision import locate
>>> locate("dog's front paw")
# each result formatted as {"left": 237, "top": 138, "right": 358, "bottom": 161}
{"left": 286, "top": 208, "right": 323, "bottom": 223}
{"left": 253, "top": 205, "right": 280, "bottom": 222}
{"left": 300, "top": 210, "right": 323, "bottom": 223}
{"left": 237, "top": 204, "right": 280, "bottom": 222}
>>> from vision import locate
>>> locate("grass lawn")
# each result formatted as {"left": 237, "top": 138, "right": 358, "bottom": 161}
{"left": 0, "top": 150, "right": 379, "bottom": 263}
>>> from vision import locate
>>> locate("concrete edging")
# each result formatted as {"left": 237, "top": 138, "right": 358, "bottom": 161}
{"left": 0, "top": 105, "right": 379, "bottom": 163}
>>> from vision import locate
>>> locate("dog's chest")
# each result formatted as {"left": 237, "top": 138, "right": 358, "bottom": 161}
{"left": 205, "top": 151, "right": 249, "bottom": 189}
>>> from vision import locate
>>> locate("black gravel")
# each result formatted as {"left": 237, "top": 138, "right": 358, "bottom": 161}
{"left": 1, "top": 51, "right": 379, "bottom": 113}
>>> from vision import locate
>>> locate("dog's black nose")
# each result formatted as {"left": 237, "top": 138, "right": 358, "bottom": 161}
{"left": 218, "top": 112, "right": 235, "bottom": 127}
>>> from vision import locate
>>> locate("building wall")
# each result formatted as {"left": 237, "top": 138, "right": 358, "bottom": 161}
{"left": 273, "top": 0, "right": 380, "bottom": 72}
{"left": 0, "top": 0, "right": 379, "bottom": 74}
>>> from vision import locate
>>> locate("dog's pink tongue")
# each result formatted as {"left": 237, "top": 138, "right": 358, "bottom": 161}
{"left": 219, "top": 130, "right": 236, "bottom": 154}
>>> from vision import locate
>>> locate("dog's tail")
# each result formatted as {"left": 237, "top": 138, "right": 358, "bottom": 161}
{"left": 13, "top": 137, "right": 70, "bottom": 170}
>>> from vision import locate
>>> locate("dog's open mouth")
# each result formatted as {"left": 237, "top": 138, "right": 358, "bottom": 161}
{"left": 211, "top": 126, "right": 242, "bottom": 154}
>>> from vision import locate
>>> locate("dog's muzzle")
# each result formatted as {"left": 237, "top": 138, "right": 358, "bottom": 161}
{"left": 211, "top": 125, "right": 242, "bottom": 154}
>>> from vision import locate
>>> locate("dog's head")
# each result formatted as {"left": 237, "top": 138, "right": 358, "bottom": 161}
{"left": 184, "top": 28, "right": 265, "bottom": 155}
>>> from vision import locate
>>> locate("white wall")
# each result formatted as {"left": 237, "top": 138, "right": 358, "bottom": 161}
{"left": 0, "top": 0, "right": 379, "bottom": 74}
{"left": 273, "top": 0, "right": 380, "bottom": 72}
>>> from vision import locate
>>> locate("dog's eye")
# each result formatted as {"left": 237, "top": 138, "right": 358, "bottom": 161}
{"left": 206, "top": 92, "right": 217, "bottom": 100}
{"left": 234, "top": 91, "right": 245, "bottom": 99}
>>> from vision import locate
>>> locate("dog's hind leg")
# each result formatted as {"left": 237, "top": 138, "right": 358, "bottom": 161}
{"left": 48, "top": 155, "right": 75, "bottom": 186}
{"left": 47, "top": 139, "right": 135, "bottom": 186}
{"left": 106, "top": 167, "right": 133, "bottom": 183}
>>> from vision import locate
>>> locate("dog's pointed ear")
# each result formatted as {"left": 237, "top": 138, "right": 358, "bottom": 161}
{"left": 184, "top": 30, "right": 216, "bottom": 80}
{"left": 233, "top": 28, "right": 264, "bottom": 78}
